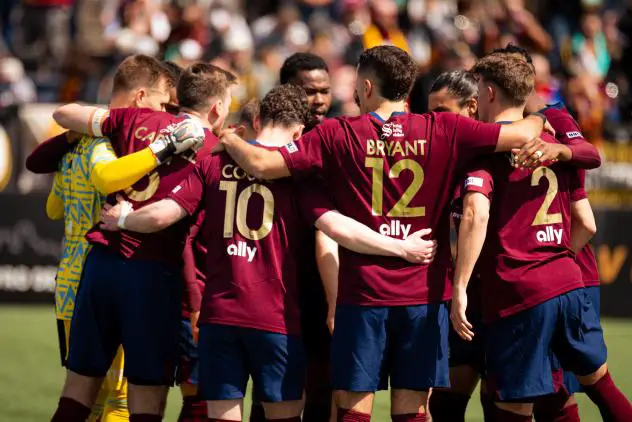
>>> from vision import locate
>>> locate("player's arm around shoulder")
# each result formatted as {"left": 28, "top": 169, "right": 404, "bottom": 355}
{"left": 219, "top": 128, "right": 290, "bottom": 180}
{"left": 53, "top": 103, "right": 109, "bottom": 136}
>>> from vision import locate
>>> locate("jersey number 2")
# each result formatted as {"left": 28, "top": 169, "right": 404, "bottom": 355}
{"left": 219, "top": 181, "right": 275, "bottom": 240}
{"left": 365, "top": 158, "right": 425, "bottom": 217}
{"left": 530, "top": 167, "right": 562, "bottom": 226}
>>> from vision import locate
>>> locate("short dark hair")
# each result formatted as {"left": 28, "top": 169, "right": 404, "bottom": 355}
{"left": 472, "top": 54, "right": 535, "bottom": 106}
{"left": 357, "top": 45, "right": 416, "bottom": 102}
{"left": 113, "top": 54, "right": 175, "bottom": 93}
{"left": 238, "top": 99, "right": 260, "bottom": 129}
{"left": 280, "top": 53, "right": 329, "bottom": 84}
{"left": 430, "top": 70, "right": 479, "bottom": 106}
{"left": 490, "top": 43, "right": 533, "bottom": 65}
{"left": 259, "top": 84, "right": 309, "bottom": 127}
{"left": 162, "top": 60, "right": 183, "bottom": 81}
{"left": 177, "top": 62, "right": 238, "bottom": 111}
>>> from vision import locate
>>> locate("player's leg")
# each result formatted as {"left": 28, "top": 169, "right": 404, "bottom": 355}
{"left": 556, "top": 288, "right": 632, "bottom": 421}
{"left": 390, "top": 303, "right": 450, "bottom": 422}
{"left": 52, "top": 247, "right": 122, "bottom": 422}
{"left": 332, "top": 305, "right": 388, "bottom": 422}
{"left": 198, "top": 324, "right": 249, "bottom": 422}
{"left": 244, "top": 328, "right": 305, "bottom": 421}
{"left": 120, "top": 259, "right": 183, "bottom": 420}
{"left": 485, "top": 297, "right": 562, "bottom": 422}
{"left": 101, "top": 347, "right": 130, "bottom": 422}
{"left": 429, "top": 310, "right": 484, "bottom": 422}
{"left": 177, "top": 318, "right": 207, "bottom": 422}
{"left": 534, "top": 390, "right": 579, "bottom": 422}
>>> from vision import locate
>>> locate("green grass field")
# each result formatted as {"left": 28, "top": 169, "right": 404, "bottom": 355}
{"left": 0, "top": 305, "right": 630, "bottom": 421}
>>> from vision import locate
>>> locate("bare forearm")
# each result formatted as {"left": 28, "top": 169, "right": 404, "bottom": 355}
{"left": 53, "top": 104, "right": 106, "bottom": 135}
{"left": 315, "top": 211, "right": 405, "bottom": 258}
{"left": 123, "top": 200, "right": 187, "bottom": 233}
{"left": 496, "top": 114, "right": 544, "bottom": 152}
{"left": 222, "top": 134, "right": 290, "bottom": 179}
{"left": 570, "top": 199, "right": 596, "bottom": 253}
{"left": 316, "top": 230, "right": 339, "bottom": 314}
{"left": 454, "top": 198, "right": 489, "bottom": 288}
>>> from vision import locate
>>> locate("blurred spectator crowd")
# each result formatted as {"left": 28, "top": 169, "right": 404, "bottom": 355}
{"left": 0, "top": 0, "right": 632, "bottom": 146}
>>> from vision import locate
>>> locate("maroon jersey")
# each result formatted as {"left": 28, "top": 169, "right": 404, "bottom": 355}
{"left": 169, "top": 149, "right": 333, "bottom": 336}
{"left": 279, "top": 112, "right": 501, "bottom": 306}
{"left": 463, "top": 134, "right": 584, "bottom": 323}
{"left": 542, "top": 103, "right": 600, "bottom": 287}
{"left": 86, "top": 108, "right": 214, "bottom": 264}
{"left": 182, "top": 210, "right": 207, "bottom": 318}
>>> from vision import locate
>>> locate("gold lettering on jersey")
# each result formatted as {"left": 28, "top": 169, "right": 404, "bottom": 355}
{"left": 125, "top": 171, "right": 160, "bottom": 201}
{"left": 388, "top": 159, "right": 425, "bottom": 217}
{"left": 236, "top": 184, "right": 275, "bottom": 241}
{"left": 221, "top": 164, "right": 257, "bottom": 182}
{"left": 530, "top": 167, "right": 562, "bottom": 226}
{"left": 366, "top": 139, "right": 427, "bottom": 157}
{"left": 134, "top": 127, "right": 157, "bottom": 144}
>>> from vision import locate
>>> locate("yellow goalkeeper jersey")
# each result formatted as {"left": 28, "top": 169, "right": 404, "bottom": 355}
{"left": 50, "top": 135, "right": 117, "bottom": 320}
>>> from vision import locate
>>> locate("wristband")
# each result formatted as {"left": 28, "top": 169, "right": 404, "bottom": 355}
{"left": 117, "top": 206, "right": 130, "bottom": 229}
{"left": 91, "top": 109, "right": 108, "bottom": 137}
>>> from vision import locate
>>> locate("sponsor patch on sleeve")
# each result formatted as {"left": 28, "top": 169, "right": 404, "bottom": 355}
{"left": 565, "top": 131, "right": 583, "bottom": 139}
{"left": 172, "top": 185, "right": 182, "bottom": 194}
{"left": 464, "top": 177, "right": 484, "bottom": 188}
{"left": 284, "top": 142, "right": 298, "bottom": 154}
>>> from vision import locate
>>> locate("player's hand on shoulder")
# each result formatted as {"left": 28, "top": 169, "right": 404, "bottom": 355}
{"left": 401, "top": 228, "right": 436, "bottom": 264}
{"left": 451, "top": 287, "right": 474, "bottom": 341}
{"left": 513, "top": 137, "right": 564, "bottom": 170}
{"left": 99, "top": 195, "right": 133, "bottom": 231}
{"left": 216, "top": 127, "right": 243, "bottom": 153}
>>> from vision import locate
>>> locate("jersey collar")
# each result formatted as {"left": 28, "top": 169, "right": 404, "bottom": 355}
{"left": 369, "top": 111, "right": 406, "bottom": 123}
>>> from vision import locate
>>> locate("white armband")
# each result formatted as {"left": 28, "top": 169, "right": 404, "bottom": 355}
{"left": 90, "top": 108, "right": 108, "bottom": 137}
{"left": 117, "top": 205, "right": 131, "bottom": 230}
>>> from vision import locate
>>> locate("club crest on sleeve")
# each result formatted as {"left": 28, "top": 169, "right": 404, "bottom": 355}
{"left": 566, "top": 131, "right": 583, "bottom": 139}
{"left": 284, "top": 142, "right": 298, "bottom": 154}
{"left": 465, "top": 176, "right": 484, "bottom": 188}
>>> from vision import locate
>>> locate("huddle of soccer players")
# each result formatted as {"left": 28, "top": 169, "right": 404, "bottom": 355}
{"left": 29, "top": 42, "right": 632, "bottom": 422}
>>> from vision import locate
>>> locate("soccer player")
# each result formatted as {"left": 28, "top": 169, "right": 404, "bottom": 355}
{"left": 97, "top": 84, "right": 437, "bottom": 422}
{"left": 279, "top": 51, "right": 336, "bottom": 422}
{"left": 49, "top": 63, "right": 236, "bottom": 422}
{"left": 424, "top": 70, "right": 496, "bottom": 422}
{"left": 451, "top": 53, "right": 631, "bottom": 422}
{"left": 233, "top": 99, "right": 260, "bottom": 140}
{"left": 216, "top": 45, "right": 561, "bottom": 422}
{"left": 492, "top": 44, "right": 605, "bottom": 421}
{"left": 280, "top": 52, "right": 332, "bottom": 130}
{"left": 39, "top": 54, "right": 200, "bottom": 422}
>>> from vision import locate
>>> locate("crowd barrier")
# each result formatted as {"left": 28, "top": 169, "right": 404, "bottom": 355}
{"left": 0, "top": 104, "right": 631, "bottom": 316}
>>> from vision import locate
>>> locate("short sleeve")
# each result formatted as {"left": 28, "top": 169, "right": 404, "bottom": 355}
{"left": 462, "top": 158, "right": 495, "bottom": 199}
{"left": 570, "top": 169, "right": 587, "bottom": 202}
{"left": 297, "top": 178, "right": 336, "bottom": 225}
{"left": 169, "top": 157, "right": 214, "bottom": 216}
{"left": 279, "top": 121, "right": 334, "bottom": 180}
{"left": 101, "top": 107, "right": 143, "bottom": 138}
{"left": 87, "top": 137, "right": 117, "bottom": 172}
{"left": 436, "top": 113, "right": 501, "bottom": 168}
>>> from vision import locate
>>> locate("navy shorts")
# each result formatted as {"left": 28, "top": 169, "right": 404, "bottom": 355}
{"left": 66, "top": 246, "right": 183, "bottom": 386}
{"left": 331, "top": 303, "right": 450, "bottom": 392}
{"left": 563, "top": 286, "right": 602, "bottom": 395}
{"left": 177, "top": 318, "right": 199, "bottom": 386}
{"left": 198, "top": 324, "right": 306, "bottom": 402}
{"left": 486, "top": 288, "right": 607, "bottom": 402}
{"left": 449, "top": 309, "right": 485, "bottom": 375}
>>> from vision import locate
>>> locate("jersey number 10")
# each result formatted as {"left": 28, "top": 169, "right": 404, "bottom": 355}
{"left": 219, "top": 181, "right": 275, "bottom": 240}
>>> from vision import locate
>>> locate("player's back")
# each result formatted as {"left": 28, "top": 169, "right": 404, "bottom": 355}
{"left": 54, "top": 135, "right": 113, "bottom": 319}
{"left": 196, "top": 150, "right": 306, "bottom": 336}
{"left": 469, "top": 134, "right": 584, "bottom": 322}
{"left": 86, "top": 108, "right": 214, "bottom": 264}
{"left": 311, "top": 111, "right": 499, "bottom": 306}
